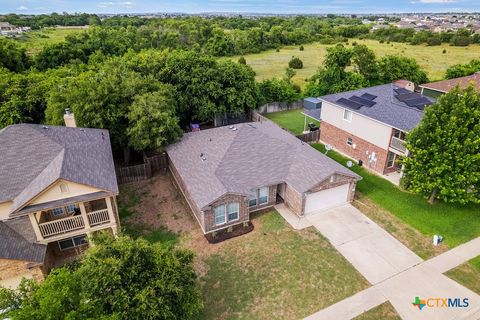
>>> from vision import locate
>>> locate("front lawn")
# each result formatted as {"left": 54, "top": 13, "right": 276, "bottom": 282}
{"left": 353, "top": 301, "right": 401, "bottom": 320}
{"left": 198, "top": 211, "right": 369, "bottom": 319}
{"left": 118, "top": 175, "right": 369, "bottom": 320}
{"left": 311, "top": 143, "right": 480, "bottom": 248}
{"left": 265, "top": 109, "right": 318, "bottom": 135}
{"left": 445, "top": 256, "right": 480, "bottom": 295}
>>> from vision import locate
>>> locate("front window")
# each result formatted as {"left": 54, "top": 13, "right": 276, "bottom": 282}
{"left": 343, "top": 109, "right": 352, "bottom": 122}
{"left": 214, "top": 206, "right": 226, "bottom": 225}
{"left": 51, "top": 207, "right": 64, "bottom": 216}
{"left": 347, "top": 137, "right": 353, "bottom": 146}
{"left": 258, "top": 187, "right": 269, "bottom": 205}
{"left": 248, "top": 189, "right": 257, "bottom": 207}
{"left": 387, "top": 152, "right": 396, "bottom": 167}
{"left": 58, "top": 235, "right": 88, "bottom": 251}
{"left": 66, "top": 204, "right": 78, "bottom": 214}
{"left": 227, "top": 203, "right": 239, "bottom": 221}
{"left": 393, "top": 129, "right": 406, "bottom": 140}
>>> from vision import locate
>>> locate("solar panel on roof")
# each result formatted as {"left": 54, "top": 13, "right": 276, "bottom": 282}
{"left": 405, "top": 97, "right": 430, "bottom": 107}
{"left": 413, "top": 104, "right": 426, "bottom": 111}
{"left": 394, "top": 88, "right": 411, "bottom": 95}
{"left": 360, "top": 93, "right": 377, "bottom": 101}
{"left": 350, "top": 95, "right": 376, "bottom": 107}
{"left": 336, "top": 98, "right": 362, "bottom": 110}
{"left": 396, "top": 92, "right": 420, "bottom": 102}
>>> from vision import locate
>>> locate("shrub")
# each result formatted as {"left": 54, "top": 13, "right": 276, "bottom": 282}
{"left": 276, "top": 48, "right": 280, "bottom": 52}
{"left": 352, "top": 41, "right": 357, "bottom": 46}
{"left": 288, "top": 56, "right": 303, "bottom": 69}
{"left": 442, "top": 49, "right": 447, "bottom": 54}
{"left": 238, "top": 56, "right": 246, "bottom": 64}
{"left": 379, "top": 39, "right": 385, "bottom": 44}
{"left": 299, "top": 45, "right": 304, "bottom": 51}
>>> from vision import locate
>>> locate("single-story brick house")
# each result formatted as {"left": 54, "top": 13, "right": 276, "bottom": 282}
{"left": 166, "top": 121, "right": 361, "bottom": 235}
{"left": 420, "top": 72, "right": 480, "bottom": 99}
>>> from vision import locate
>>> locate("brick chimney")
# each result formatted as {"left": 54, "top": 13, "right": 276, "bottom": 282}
{"left": 63, "top": 108, "right": 77, "bottom": 128}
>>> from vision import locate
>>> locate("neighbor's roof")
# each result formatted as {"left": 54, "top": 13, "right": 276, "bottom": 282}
{"left": 319, "top": 84, "right": 434, "bottom": 132}
{"left": 0, "top": 217, "right": 47, "bottom": 263}
{"left": 0, "top": 124, "right": 118, "bottom": 215}
{"left": 167, "top": 121, "right": 360, "bottom": 210}
{"left": 420, "top": 72, "right": 480, "bottom": 93}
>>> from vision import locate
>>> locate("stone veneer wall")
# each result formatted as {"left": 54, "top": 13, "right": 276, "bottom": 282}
{"left": 320, "top": 121, "right": 390, "bottom": 174}
{"left": 203, "top": 194, "right": 250, "bottom": 233}
{"left": 0, "top": 259, "right": 44, "bottom": 284}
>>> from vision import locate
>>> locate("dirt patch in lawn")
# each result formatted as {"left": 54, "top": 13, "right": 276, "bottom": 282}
{"left": 353, "top": 193, "right": 448, "bottom": 259}
{"left": 120, "top": 173, "right": 198, "bottom": 235}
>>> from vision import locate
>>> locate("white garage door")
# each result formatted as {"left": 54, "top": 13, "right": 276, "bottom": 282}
{"left": 304, "top": 183, "right": 350, "bottom": 215}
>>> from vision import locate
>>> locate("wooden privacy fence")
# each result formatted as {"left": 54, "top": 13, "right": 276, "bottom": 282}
{"left": 296, "top": 130, "right": 320, "bottom": 143}
{"left": 116, "top": 153, "right": 168, "bottom": 184}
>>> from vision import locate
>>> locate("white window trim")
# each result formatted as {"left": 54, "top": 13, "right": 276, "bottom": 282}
{"left": 343, "top": 109, "right": 352, "bottom": 122}
{"left": 58, "top": 235, "right": 88, "bottom": 251}
{"left": 387, "top": 152, "right": 396, "bottom": 168}
{"left": 51, "top": 207, "right": 65, "bottom": 216}
{"left": 214, "top": 205, "right": 227, "bottom": 226}
{"left": 347, "top": 137, "right": 353, "bottom": 146}
{"left": 258, "top": 187, "right": 269, "bottom": 205}
{"left": 227, "top": 203, "right": 239, "bottom": 222}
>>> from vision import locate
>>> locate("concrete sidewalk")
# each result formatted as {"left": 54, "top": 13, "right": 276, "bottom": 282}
{"left": 303, "top": 205, "right": 480, "bottom": 320}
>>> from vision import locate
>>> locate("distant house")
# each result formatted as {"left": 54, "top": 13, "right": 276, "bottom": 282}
{"left": 0, "top": 22, "right": 30, "bottom": 36}
{"left": 420, "top": 72, "right": 480, "bottom": 98}
{"left": 314, "top": 83, "right": 434, "bottom": 178}
{"left": 0, "top": 117, "right": 120, "bottom": 288}
{"left": 167, "top": 121, "right": 360, "bottom": 236}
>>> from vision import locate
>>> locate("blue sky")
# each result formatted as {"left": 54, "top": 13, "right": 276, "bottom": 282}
{"left": 1, "top": 0, "right": 479, "bottom": 14}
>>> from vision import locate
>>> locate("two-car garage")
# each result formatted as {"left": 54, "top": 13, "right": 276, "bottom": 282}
{"left": 304, "top": 183, "right": 351, "bottom": 216}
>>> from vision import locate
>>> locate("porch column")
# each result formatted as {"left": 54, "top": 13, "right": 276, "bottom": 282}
{"left": 79, "top": 202, "right": 91, "bottom": 231}
{"left": 105, "top": 197, "right": 118, "bottom": 236}
{"left": 28, "top": 212, "right": 44, "bottom": 241}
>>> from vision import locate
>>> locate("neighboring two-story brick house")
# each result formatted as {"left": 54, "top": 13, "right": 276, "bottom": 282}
{"left": 167, "top": 120, "right": 361, "bottom": 236}
{"left": 0, "top": 123, "right": 120, "bottom": 288}
{"left": 315, "top": 83, "right": 434, "bottom": 176}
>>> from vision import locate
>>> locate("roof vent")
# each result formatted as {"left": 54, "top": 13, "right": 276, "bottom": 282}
{"left": 247, "top": 123, "right": 257, "bottom": 129}
{"left": 200, "top": 153, "right": 206, "bottom": 161}
{"left": 232, "top": 126, "right": 238, "bottom": 131}
{"left": 42, "top": 125, "right": 49, "bottom": 130}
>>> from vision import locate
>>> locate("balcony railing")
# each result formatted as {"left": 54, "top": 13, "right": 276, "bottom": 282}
{"left": 39, "top": 215, "right": 85, "bottom": 238}
{"left": 390, "top": 136, "right": 407, "bottom": 154}
{"left": 87, "top": 209, "right": 110, "bottom": 226}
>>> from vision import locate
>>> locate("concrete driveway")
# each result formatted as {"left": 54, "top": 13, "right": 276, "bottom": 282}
{"left": 306, "top": 204, "right": 423, "bottom": 284}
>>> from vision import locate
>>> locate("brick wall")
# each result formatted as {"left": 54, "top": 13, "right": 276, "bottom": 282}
{"left": 320, "top": 121, "right": 390, "bottom": 174}
{"left": 167, "top": 157, "right": 205, "bottom": 229}
{"left": 0, "top": 259, "right": 44, "bottom": 286}
{"left": 284, "top": 184, "right": 303, "bottom": 216}
{"left": 203, "top": 194, "right": 249, "bottom": 233}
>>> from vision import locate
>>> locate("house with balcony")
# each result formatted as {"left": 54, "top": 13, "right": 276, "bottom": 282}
{"left": 311, "top": 83, "right": 434, "bottom": 183}
{"left": 0, "top": 122, "right": 120, "bottom": 288}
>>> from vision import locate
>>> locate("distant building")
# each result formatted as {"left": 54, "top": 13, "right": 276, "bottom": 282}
{"left": 419, "top": 73, "right": 480, "bottom": 98}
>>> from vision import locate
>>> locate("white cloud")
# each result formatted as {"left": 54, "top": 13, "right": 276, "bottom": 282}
{"left": 16, "top": 5, "right": 28, "bottom": 10}
{"left": 97, "top": 1, "right": 134, "bottom": 8}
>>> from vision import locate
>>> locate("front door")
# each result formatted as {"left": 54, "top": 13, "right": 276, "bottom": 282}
{"left": 276, "top": 183, "right": 285, "bottom": 201}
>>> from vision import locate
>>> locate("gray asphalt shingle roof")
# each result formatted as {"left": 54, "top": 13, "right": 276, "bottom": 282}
{"left": 0, "top": 218, "right": 47, "bottom": 263}
{"left": 0, "top": 124, "right": 119, "bottom": 215}
{"left": 167, "top": 121, "right": 360, "bottom": 210}
{"left": 319, "top": 84, "right": 434, "bottom": 132}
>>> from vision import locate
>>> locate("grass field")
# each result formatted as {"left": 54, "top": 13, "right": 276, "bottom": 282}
{"left": 310, "top": 143, "right": 480, "bottom": 248}
{"left": 353, "top": 301, "right": 401, "bottom": 320}
{"left": 230, "top": 39, "right": 480, "bottom": 88}
{"left": 445, "top": 256, "right": 480, "bottom": 295}
{"left": 7, "top": 27, "right": 85, "bottom": 54}
{"left": 199, "top": 211, "right": 368, "bottom": 319}
{"left": 264, "top": 109, "right": 319, "bottom": 135}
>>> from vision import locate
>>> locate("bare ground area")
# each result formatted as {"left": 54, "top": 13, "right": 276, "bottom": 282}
{"left": 353, "top": 193, "right": 448, "bottom": 259}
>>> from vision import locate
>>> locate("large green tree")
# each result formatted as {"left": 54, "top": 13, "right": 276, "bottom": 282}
{"left": 127, "top": 88, "right": 183, "bottom": 153}
{"left": 377, "top": 55, "right": 428, "bottom": 85}
{"left": 0, "top": 234, "right": 203, "bottom": 320}
{"left": 403, "top": 86, "right": 480, "bottom": 204}
{"left": 0, "top": 38, "right": 30, "bottom": 72}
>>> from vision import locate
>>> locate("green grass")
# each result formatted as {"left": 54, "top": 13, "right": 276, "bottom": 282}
{"left": 264, "top": 109, "right": 319, "bottom": 135}
{"left": 353, "top": 301, "right": 401, "bottom": 320}
{"left": 143, "top": 227, "right": 179, "bottom": 246}
{"left": 6, "top": 27, "right": 85, "bottom": 54}
{"left": 310, "top": 143, "right": 480, "bottom": 248}
{"left": 230, "top": 39, "right": 480, "bottom": 88}
{"left": 445, "top": 256, "right": 480, "bottom": 295}
{"left": 199, "top": 210, "right": 369, "bottom": 320}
